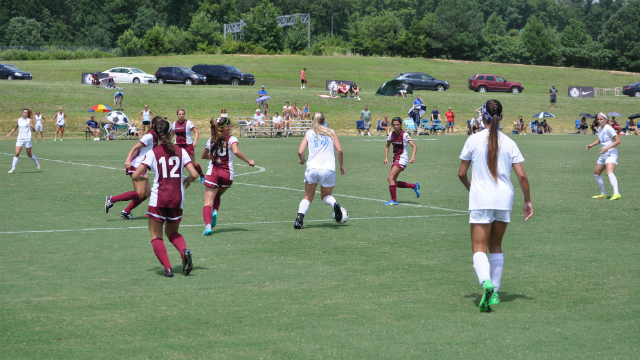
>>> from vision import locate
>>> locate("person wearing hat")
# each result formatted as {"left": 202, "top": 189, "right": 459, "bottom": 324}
{"left": 254, "top": 109, "right": 266, "bottom": 132}
{"left": 548, "top": 85, "right": 558, "bottom": 109}
{"left": 258, "top": 85, "right": 267, "bottom": 112}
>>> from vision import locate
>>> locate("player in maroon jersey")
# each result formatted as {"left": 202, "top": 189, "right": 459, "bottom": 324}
{"left": 172, "top": 108, "right": 205, "bottom": 183}
{"left": 131, "top": 119, "right": 199, "bottom": 277}
{"left": 105, "top": 116, "right": 162, "bottom": 219}
{"left": 383, "top": 117, "right": 419, "bottom": 205}
{"left": 201, "top": 117, "right": 255, "bottom": 235}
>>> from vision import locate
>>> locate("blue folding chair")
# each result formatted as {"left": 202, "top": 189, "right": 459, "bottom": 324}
{"left": 376, "top": 120, "right": 386, "bottom": 135}
{"left": 421, "top": 119, "right": 432, "bottom": 135}
{"left": 356, "top": 120, "right": 365, "bottom": 133}
{"left": 403, "top": 119, "right": 418, "bottom": 135}
{"left": 530, "top": 122, "right": 537, "bottom": 134}
{"left": 432, "top": 119, "right": 445, "bottom": 134}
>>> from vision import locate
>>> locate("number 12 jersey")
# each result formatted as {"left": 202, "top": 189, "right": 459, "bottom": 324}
{"left": 142, "top": 144, "right": 192, "bottom": 209}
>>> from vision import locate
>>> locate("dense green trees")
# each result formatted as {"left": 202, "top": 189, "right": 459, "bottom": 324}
{"left": 2, "top": 0, "right": 640, "bottom": 71}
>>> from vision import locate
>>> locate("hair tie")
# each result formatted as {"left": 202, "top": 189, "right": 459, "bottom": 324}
{"left": 598, "top": 112, "right": 608, "bottom": 120}
{"left": 481, "top": 102, "right": 502, "bottom": 123}
{"left": 218, "top": 117, "right": 229, "bottom": 127}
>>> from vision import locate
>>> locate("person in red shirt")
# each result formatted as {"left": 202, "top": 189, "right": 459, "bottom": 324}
{"left": 300, "top": 68, "right": 306, "bottom": 89}
{"left": 131, "top": 119, "right": 199, "bottom": 277}
{"left": 172, "top": 108, "right": 205, "bottom": 182}
{"left": 445, "top": 107, "right": 456, "bottom": 135}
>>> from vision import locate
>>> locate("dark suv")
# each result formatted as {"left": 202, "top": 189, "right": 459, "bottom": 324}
{"left": 468, "top": 74, "right": 523, "bottom": 93}
{"left": 154, "top": 66, "right": 206, "bottom": 85}
{"left": 191, "top": 64, "right": 255, "bottom": 86}
{"left": 0, "top": 64, "right": 32, "bottom": 80}
{"left": 395, "top": 72, "right": 449, "bottom": 91}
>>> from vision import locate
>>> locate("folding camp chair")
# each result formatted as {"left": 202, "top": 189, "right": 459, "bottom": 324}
{"left": 403, "top": 119, "right": 417, "bottom": 136}
{"left": 432, "top": 119, "right": 445, "bottom": 134}
{"left": 420, "top": 119, "right": 432, "bottom": 135}
{"left": 530, "top": 122, "right": 537, "bottom": 134}
{"left": 376, "top": 120, "right": 387, "bottom": 135}
{"left": 114, "top": 124, "right": 130, "bottom": 140}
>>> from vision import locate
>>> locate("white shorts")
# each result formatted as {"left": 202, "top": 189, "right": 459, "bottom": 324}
{"left": 597, "top": 151, "right": 618, "bottom": 165}
{"left": 469, "top": 209, "right": 511, "bottom": 224}
{"left": 304, "top": 168, "right": 336, "bottom": 187}
{"left": 273, "top": 120, "right": 282, "bottom": 124}
{"left": 16, "top": 139, "right": 32, "bottom": 148}
{"left": 35, "top": 123, "right": 43, "bottom": 132}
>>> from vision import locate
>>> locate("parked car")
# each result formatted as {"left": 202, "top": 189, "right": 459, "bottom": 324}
{"left": 155, "top": 67, "right": 206, "bottom": 85}
{"left": 0, "top": 64, "right": 32, "bottom": 80}
{"left": 103, "top": 67, "right": 156, "bottom": 84}
{"left": 191, "top": 64, "right": 255, "bottom": 86}
{"left": 395, "top": 72, "right": 449, "bottom": 91}
{"left": 468, "top": 74, "right": 523, "bottom": 93}
{"left": 622, "top": 82, "right": 640, "bottom": 97}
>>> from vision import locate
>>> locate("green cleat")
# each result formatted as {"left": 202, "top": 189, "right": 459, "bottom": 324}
{"left": 592, "top": 194, "right": 607, "bottom": 199}
{"left": 610, "top": 193, "right": 621, "bottom": 201}
{"left": 488, "top": 291, "right": 500, "bottom": 306}
{"left": 479, "top": 279, "right": 494, "bottom": 312}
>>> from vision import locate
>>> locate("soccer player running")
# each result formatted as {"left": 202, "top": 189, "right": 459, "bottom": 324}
{"left": 105, "top": 116, "right": 161, "bottom": 219}
{"left": 587, "top": 113, "right": 622, "bottom": 200}
{"left": 201, "top": 117, "right": 255, "bottom": 236}
{"left": 131, "top": 119, "right": 199, "bottom": 277}
{"left": 5, "top": 109, "right": 40, "bottom": 173}
{"left": 294, "top": 112, "right": 346, "bottom": 229}
{"left": 172, "top": 108, "right": 206, "bottom": 183}
{"left": 138, "top": 105, "right": 154, "bottom": 135}
{"left": 53, "top": 107, "right": 67, "bottom": 141}
{"left": 458, "top": 99, "right": 533, "bottom": 312}
{"left": 383, "top": 117, "right": 419, "bottom": 205}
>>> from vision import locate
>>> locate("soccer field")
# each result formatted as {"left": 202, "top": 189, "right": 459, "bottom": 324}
{"left": 0, "top": 134, "right": 638, "bottom": 358}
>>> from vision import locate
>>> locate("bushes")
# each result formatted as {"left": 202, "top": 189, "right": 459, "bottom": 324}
{"left": 0, "top": 48, "right": 117, "bottom": 61}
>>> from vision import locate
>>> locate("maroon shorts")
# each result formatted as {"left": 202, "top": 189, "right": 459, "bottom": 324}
{"left": 204, "top": 168, "right": 233, "bottom": 188}
{"left": 146, "top": 206, "right": 182, "bottom": 223}
{"left": 176, "top": 144, "right": 195, "bottom": 156}
{"left": 126, "top": 165, "right": 146, "bottom": 176}
{"left": 392, "top": 160, "right": 406, "bottom": 171}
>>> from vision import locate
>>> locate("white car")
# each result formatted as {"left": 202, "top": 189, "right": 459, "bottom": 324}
{"left": 103, "top": 67, "right": 156, "bottom": 84}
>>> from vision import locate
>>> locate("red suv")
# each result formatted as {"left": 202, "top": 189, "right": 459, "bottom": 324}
{"left": 468, "top": 74, "right": 524, "bottom": 93}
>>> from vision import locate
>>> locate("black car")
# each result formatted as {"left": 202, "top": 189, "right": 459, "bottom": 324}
{"left": 622, "top": 82, "right": 640, "bottom": 97}
{"left": 154, "top": 66, "right": 206, "bottom": 85}
{"left": 395, "top": 72, "right": 449, "bottom": 91}
{"left": 0, "top": 64, "right": 32, "bottom": 80}
{"left": 191, "top": 64, "right": 255, "bottom": 86}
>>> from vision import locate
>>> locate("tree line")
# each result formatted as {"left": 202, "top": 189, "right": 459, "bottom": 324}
{"left": 2, "top": 0, "right": 640, "bottom": 71}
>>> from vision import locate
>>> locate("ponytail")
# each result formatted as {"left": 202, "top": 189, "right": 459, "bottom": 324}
{"left": 23, "top": 108, "right": 33, "bottom": 120}
{"left": 482, "top": 99, "right": 503, "bottom": 182}
{"left": 153, "top": 120, "right": 175, "bottom": 155}
{"left": 209, "top": 117, "right": 228, "bottom": 156}
{"left": 311, "top": 112, "right": 335, "bottom": 140}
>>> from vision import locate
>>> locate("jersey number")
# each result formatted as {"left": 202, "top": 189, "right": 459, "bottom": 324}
{"left": 216, "top": 142, "right": 227, "bottom": 157}
{"left": 158, "top": 156, "right": 180, "bottom": 178}
{"left": 313, "top": 134, "right": 328, "bottom": 147}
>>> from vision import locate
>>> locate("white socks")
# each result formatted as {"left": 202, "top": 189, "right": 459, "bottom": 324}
{"left": 472, "top": 252, "right": 491, "bottom": 285}
{"left": 298, "top": 199, "right": 310, "bottom": 215}
{"left": 594, "top": 174, "right": 606, "bottom": 195}
{"left": 489, "top": 253, "right": 504, "bottom": 292}
{"left": 608, "top": 173, "right": 619, "bottom": 194}
{"left": 31, "top": 155, "right": 38, "bottom": 165}
{"left": 322, "top": 195, "right": 336, "bottom": 207}
{"left": 11, "top": 157, "right": 18, "bottom": 169}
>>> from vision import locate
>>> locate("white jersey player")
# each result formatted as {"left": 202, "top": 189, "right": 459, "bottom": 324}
{"left": 34, "top": 111, "right": 44, "bottom": 141}
{"left": 294, "top": 112, "right": 346, "bottom": 230}
{"left": 5, "top": 109, "right": 40, "bottom": 173}
{"left": 586, "top": 113, "right": 622, "bottom": 200}
{"left": 53, "top": 107, "right": 67, "bottom": 141}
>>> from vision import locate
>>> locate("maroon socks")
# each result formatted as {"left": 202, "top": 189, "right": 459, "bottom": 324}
{"left": 169, "top": 233, "right": 187, "bottom": 255}
{"left": 389, "top": 185, "right": 397, "bottom": 202}
{"left": 397, "top": 181, "right": 416, "bottom": 189}
{"left": 151, "top": 238, "right": 171, "bottom": 270}
{"left": 203, "top": 206, "right": 212, "bottom": 225}
{"left": 194, "top": 163, "right": 205, "bottom": 178}
{"left": 111, "top": 191, "right": 138, "bottom": 203}
{"left": 124, "top": 195, "right": 147, "bottom": 213}
{"left": 213, "top": 195, "right": 221, "bottom": 212}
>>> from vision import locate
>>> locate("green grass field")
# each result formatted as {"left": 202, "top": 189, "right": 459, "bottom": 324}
{"left": 1, "top": 54, "right": 640, "bottom": 135}
{"left": 1, "top": 133, "right": 638, "bottom": 358}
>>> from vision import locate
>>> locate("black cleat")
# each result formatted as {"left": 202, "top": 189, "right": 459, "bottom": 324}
{"left": 120, "top": 211, "right": 134, "bottom": 220}
{"left": 164, "top": 268, "right": 174, "bottom": 277}
{"left": 294, "top": 213, "right": 304, "bottom": 229}
{"left": 105, "top": 195, "right": 113, "bottom": 213}
{"left": 333, "top": 202, "right": 343, "bottom": 223}
{"left": 182, "top": 249, "right": 193, "bottom": 276}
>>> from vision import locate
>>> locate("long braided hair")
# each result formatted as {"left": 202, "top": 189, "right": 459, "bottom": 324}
{"left": 153, "top": 119, "right": 175, "bottom": 154}
{"left": 209, "top": 117, "right": 229, "bottom": 156}
{"left": 481, "top": 99, "right": 503, "bottom": 182}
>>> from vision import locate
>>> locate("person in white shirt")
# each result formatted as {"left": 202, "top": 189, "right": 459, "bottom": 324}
{"left": 283, "top": 102, "right": 293, "bottom": 136}
{"left": 272, "top": 112, "right": 283, "bottom": 136}
{"left": 138, "top": 105, "right": 154, "bottom": 135}
{"left": 253, "top": 109, "right": 266, "bottom": 132}
{"left": 246, "top": 116, "right": 255, "bottom": 137}
{"left": 53, "top": 107, "right": 67, "bottom": 141}
{"left": 34, "top": 110, "right": 44, "bottom": 141}
{"left": 586, "top": 113, "right": 622, "bottom": 200}
{"left": 5, "top": 109, "right": 40, "bottom": 173}
{"left": 294, "top": 112, "right": 346, "bottom": 229}
{"left": 458, "top": 99, "right": 532, "bottom": 312}
{"left": 469, "top": 114, "right": 481, "bottom": 134}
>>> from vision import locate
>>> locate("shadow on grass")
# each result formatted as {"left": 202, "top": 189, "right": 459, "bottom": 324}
{"left": 147, "top": 265, "right": 211, "bottom": 276}
{"left": 304, "top": 222, "right": 345, "bottom": 229}
{"left": 464, "top": 291, "right": 533, "bottom": 306}
{"left": 209, "top": 227, "right": 251, "bottom": 234}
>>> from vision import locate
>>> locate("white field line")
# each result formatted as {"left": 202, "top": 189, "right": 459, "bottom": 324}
{"left": 360, "top": 139, "right": 438, "bottom": 142}
{"left": 1, "top": 152, "right": 121, "bottom": 170}
{"left": 0, "top": 214, "right": 465, "bottom": 234}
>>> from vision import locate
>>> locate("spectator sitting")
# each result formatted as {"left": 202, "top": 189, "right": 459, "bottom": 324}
{"left": 302, "top": 103, "right": 311, "bottom": 119}
{"left": 329, "top": 83, "right": 338, "bottom": 98}
{"left": 517, "top": 116, "right": 526, "bottom": 135}
{"left": 254, "top": 109, "right": 266, "bottom": 131}
{"left": 397, "top": 84, "right": 407, "bottom": 97}
{"left": 626, "top": 119, "right": 639, "bottom": 135}
{"left": 590, "top": 118, "right": 599, "bottom": 134}
{"left": 108, "top": 77, "right": 116, "bottom": 88}
{"left": 337, "top": 82, "right": 350, "bottom": 97}
{"left": 291, "top": 103, "right": 300, "bottom": 119}
{"left": 350, "top": 83, "right": 361, "bottom": 100}
{"left": 431, "top": 106, "right": 441, "bottom": 122}
{"left": 541, "top": 119, "right": 552, "bottom": 134}
{"left": 380, "top": 115, "right": 390, "bottom": 135}
{"left": 246, "top": 116, "right": 256, "bottom": 137}
{"left": 92, "top": 74, "right": 100, "bottom": 87}
{"left": 272, "top": 112, "right": 283, "bottom": 136}
{"left": 579, "top": 117, "right": 589, "bottom": 134}
{"left": 86, "top": 115, "right": 100, "bottom": 140}
{"left": 103, "top": 122, "right": 114, "bottom": 140}
{"left": 469, "top": 114, "right": 481, "bottom": 134}
{"left": 128, "top": 122, "right": 139, "bottom": 138}
{"left": 610, "top": 116, "right": 619, "bottom": 132}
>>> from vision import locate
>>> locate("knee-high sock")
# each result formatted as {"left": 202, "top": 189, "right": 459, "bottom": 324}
{"left": 30, "top": 155, "right": 39, "bottom": 165}
{"left": 203, "top": 206, "right": 212, "bottom": 225}
{"left": 396, "top": 181, "right": 416, "bottom": 189}
{"left": 124, "top": 195, "right": 147, "bottom": 213}
{"left": 151, "top": 238, "right": 171, "bottom": 270}
{"left": 322, "top": 195, "right": 337, "bottom": 207}
{"left": 213, "top": 195, "right": 221, "bottom": 212}
{"left": 111, "top": 191, "right": 139, "bottom": 203}
{"left": 11, "top": 157, "right": 18, "bottom": 168}
{"left": 298, "top": 199, "right": 310, "bottom": 215}
{"left": 194, "top": 163, "right": 205, "bottom": 178}
{"left": 608, "top": 173, "right": 619, "bottom": 194}
{"left": 169, "top": 232, "right": 187, "bottom": 255}
{"left": 472, "top": 252, "right": 491, "bottom": 285}
{"left": 489, "top": 253, "right": 504, "bottom": 292}
{"left": 389, "top": 184, "right": 397, "bottom": 201}
{"left": 594, "top": 174, "right": 606, "bottom": 195}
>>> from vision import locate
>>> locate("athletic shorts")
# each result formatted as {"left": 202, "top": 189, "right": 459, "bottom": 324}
{"left": 392, "top": 160, "right": 406, "bottom": 171}
{"left": 126, "top": 165, "right": 145, "bottom": 176}
{"left": 597, "top": 150, "right": 618, "bottom": 165}
{"left": 469, "top": 209, "right": 511, "bottom": 224}
{"left": 304, "top": 168, "right": 335, "bottom": 187}
{"left": 176, "top": 144, "right": 194, "bottom": 156}
{"left": 146, "top": 206, "right": 182, "bottom": 223}
{"left": 142, "top": 120, "right": 151, "bottom": 126}
{"left": 57, "top": 124, "right": 65, "bottom": 128}
{"left": 35, "top": 123, "right": 43, "bottom": 132}
{"left": 16, "top": 139, "right": 32, "bottom": 148}
{"left": 550, "top": 96, "right": 556, "bottom": 103}
{"left": 301, "top": 79, "right": 306, "bottom": 84}
{"left": 446, "top": 121, "right": 454, "bottom": 127}
{"left": 204, "top": 167, "right": 233, "bottom": 188}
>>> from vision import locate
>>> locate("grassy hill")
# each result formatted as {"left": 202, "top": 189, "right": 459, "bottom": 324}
{"left": 1, "top": 54, "right": 639, "bottom": 136}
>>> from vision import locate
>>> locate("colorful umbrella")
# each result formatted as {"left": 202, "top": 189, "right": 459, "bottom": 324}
{"left": 255, "top": 95, "right": 271, "bottom": 103}
{"left": 89, "top": 104, "right": 112, "bottom": 113}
